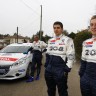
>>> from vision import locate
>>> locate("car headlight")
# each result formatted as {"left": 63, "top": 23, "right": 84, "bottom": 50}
{"left": 12, "top": 57, "right": 27, "bottom": 67}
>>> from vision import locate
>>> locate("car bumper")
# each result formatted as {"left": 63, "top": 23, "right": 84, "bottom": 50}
{"left": 0, "top": 64, "right": 28, "bottom": 80}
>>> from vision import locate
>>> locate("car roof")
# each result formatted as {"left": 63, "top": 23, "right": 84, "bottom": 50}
{"left": 7, "top": 43, "right": 32, "bottom": 47}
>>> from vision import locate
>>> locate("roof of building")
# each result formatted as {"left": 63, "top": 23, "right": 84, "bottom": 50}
{"left": 4, "top": 35, "right": 30, "bottom": 40}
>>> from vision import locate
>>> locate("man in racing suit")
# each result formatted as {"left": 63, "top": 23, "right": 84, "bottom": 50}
{"left": 26, "top": 35, "right": 47, "bottom": 82}
{"left": 44, "top": 21, "right": 75, "bottom": 96}
{"left": 79, "top": 15, "right": 96, "bottom": 96}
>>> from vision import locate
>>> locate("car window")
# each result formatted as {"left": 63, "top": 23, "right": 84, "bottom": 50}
{"left": 0, "top": 46, "right": 30, "bottom": 53}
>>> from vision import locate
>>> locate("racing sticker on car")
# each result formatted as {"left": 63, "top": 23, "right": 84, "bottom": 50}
{"left": 0, "top": 57, "right": 18, "bottom": 61}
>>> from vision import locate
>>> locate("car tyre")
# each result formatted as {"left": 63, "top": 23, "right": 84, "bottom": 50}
{"left": 26, "top": 63, "right": 31, "bottom": 78}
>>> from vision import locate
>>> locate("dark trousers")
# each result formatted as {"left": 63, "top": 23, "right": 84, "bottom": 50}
{"left": 80, "top": 75, "right": 96, "bottom": 96}
{"left": 45, "top": 70, "right": 68, "bottom": 96}
{"left": 31, "top": 53, "right": 42, "bottom": 77}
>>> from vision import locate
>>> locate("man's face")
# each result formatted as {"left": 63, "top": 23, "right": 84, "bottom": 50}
{"left": 53, "top": 24, "right": 63, "bottom": 36}
{"left": 90, "top": 19, "right": 96, "bottom": 36}
{"left": 34, "top": 36, "right": 39, "bottom": 41}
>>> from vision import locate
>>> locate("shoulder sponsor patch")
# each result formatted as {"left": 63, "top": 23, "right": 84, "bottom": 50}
{"left": 62, "top": 39, "right": 65, "bottom": 42}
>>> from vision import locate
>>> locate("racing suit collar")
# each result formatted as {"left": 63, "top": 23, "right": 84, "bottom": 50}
{"left": 92, "top": 36, "right": 96, "bottom": 41}
{"left": 54, "top": 34, "right": 63, "bottom": 39}
{"left": 34, "top": 40, "right": 40, "bottom": 43}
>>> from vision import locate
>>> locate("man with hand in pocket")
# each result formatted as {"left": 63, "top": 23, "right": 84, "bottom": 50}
{"left": 44, "top": 21, "right": 75, "bottom": 96}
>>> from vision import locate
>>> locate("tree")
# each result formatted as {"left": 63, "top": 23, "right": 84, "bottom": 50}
{"left": 68, "top": 32, "right": 76, "bottom": 39}
{"left": 62, "top": 30, "right": 69, "bottom": 36}
{"left": 13, "top": 33, "right": 17, "bottom": 36}
{"left": 0, "top": 34, "right": 3, "bottom": 38}
{"left": 74, "top": 30, "right": 92, "bottom": 60}
{"left": 35, "top": 31, "right": 46, "bottom": 42}
{"left": 44, "top": 35, "right": 51, "bottom": 43}
{"left": 31, "top": 35, "right": 34, "bottom": 42}
{"left": 4, "top": 34, "right": 10, "bottom": 37}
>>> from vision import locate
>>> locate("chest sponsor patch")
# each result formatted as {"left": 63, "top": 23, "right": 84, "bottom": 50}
{"left": 49, "top": 46, "right": 64, "bottom": 51}
{"left": 50, "top": 40, "right": 56, "bottom": 42}
{"left": 50, "top": 40, "right": 56, "bottom": 44}
{"left": 85, "top": 41, "right": 93, "bottom": 47}
{"left": 50, "top": 42, "right": 55, "bottom": 44}
{"left": 59, "top": 42, "right": 65, "bottom": 45}
{"left": 86, "top": 41, "right": 93, "bottom": 45}
{"left": 0, "top": 57, "right": 18, "bottom": 61}
{"left": 85, "top": 45, "right": 93, "bottom": 47}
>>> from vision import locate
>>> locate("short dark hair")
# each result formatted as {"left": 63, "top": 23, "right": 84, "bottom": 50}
{"left": 34, "top": 35, "right": 39, "bottom": 38}
{"left": 53, "top": 21, "right": 63, "bottom": 29}
{"left": 91, "top": 15, "right": 96, "bottom": 20}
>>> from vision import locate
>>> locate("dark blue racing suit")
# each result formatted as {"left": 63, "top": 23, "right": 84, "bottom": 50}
{"left": 44, "top": 34, "right": 75, "bottom": 96}
{"left": 79, "top": 37, "right": 96, "bottom": 96}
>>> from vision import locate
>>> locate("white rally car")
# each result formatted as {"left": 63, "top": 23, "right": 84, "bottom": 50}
{"left": 0, "top": 43, "right": 33, "bottom": 80}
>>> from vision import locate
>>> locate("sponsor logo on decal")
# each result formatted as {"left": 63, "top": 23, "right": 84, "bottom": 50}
{"left": 18, "top": 69, "right": 25, "bottom": 72}
{"left": 0, "top": 57, "right": 18, "bottom": 61}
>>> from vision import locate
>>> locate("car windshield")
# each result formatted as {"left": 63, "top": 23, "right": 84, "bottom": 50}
{"left": 0, "top": 46, "right": 30, "bottom": 53}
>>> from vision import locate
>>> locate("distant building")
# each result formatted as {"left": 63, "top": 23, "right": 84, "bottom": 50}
{"left": 4, "top": 35, "right": 31, "bottom": 44}
{"left": 0, "top": 39, "right": 7, "bottom": 49}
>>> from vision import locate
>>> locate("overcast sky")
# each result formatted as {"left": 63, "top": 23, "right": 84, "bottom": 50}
{"left": 0, "top": 0, "right": 96, "bottom": 37}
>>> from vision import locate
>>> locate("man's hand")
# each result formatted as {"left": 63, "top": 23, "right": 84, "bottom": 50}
{"left": 64, "top": 72, "right": 68, "bottom": 77}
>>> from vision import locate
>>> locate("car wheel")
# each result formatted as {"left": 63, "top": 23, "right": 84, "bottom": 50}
{"left": 26, "top": 63, "right": 31, "bottom": 77}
